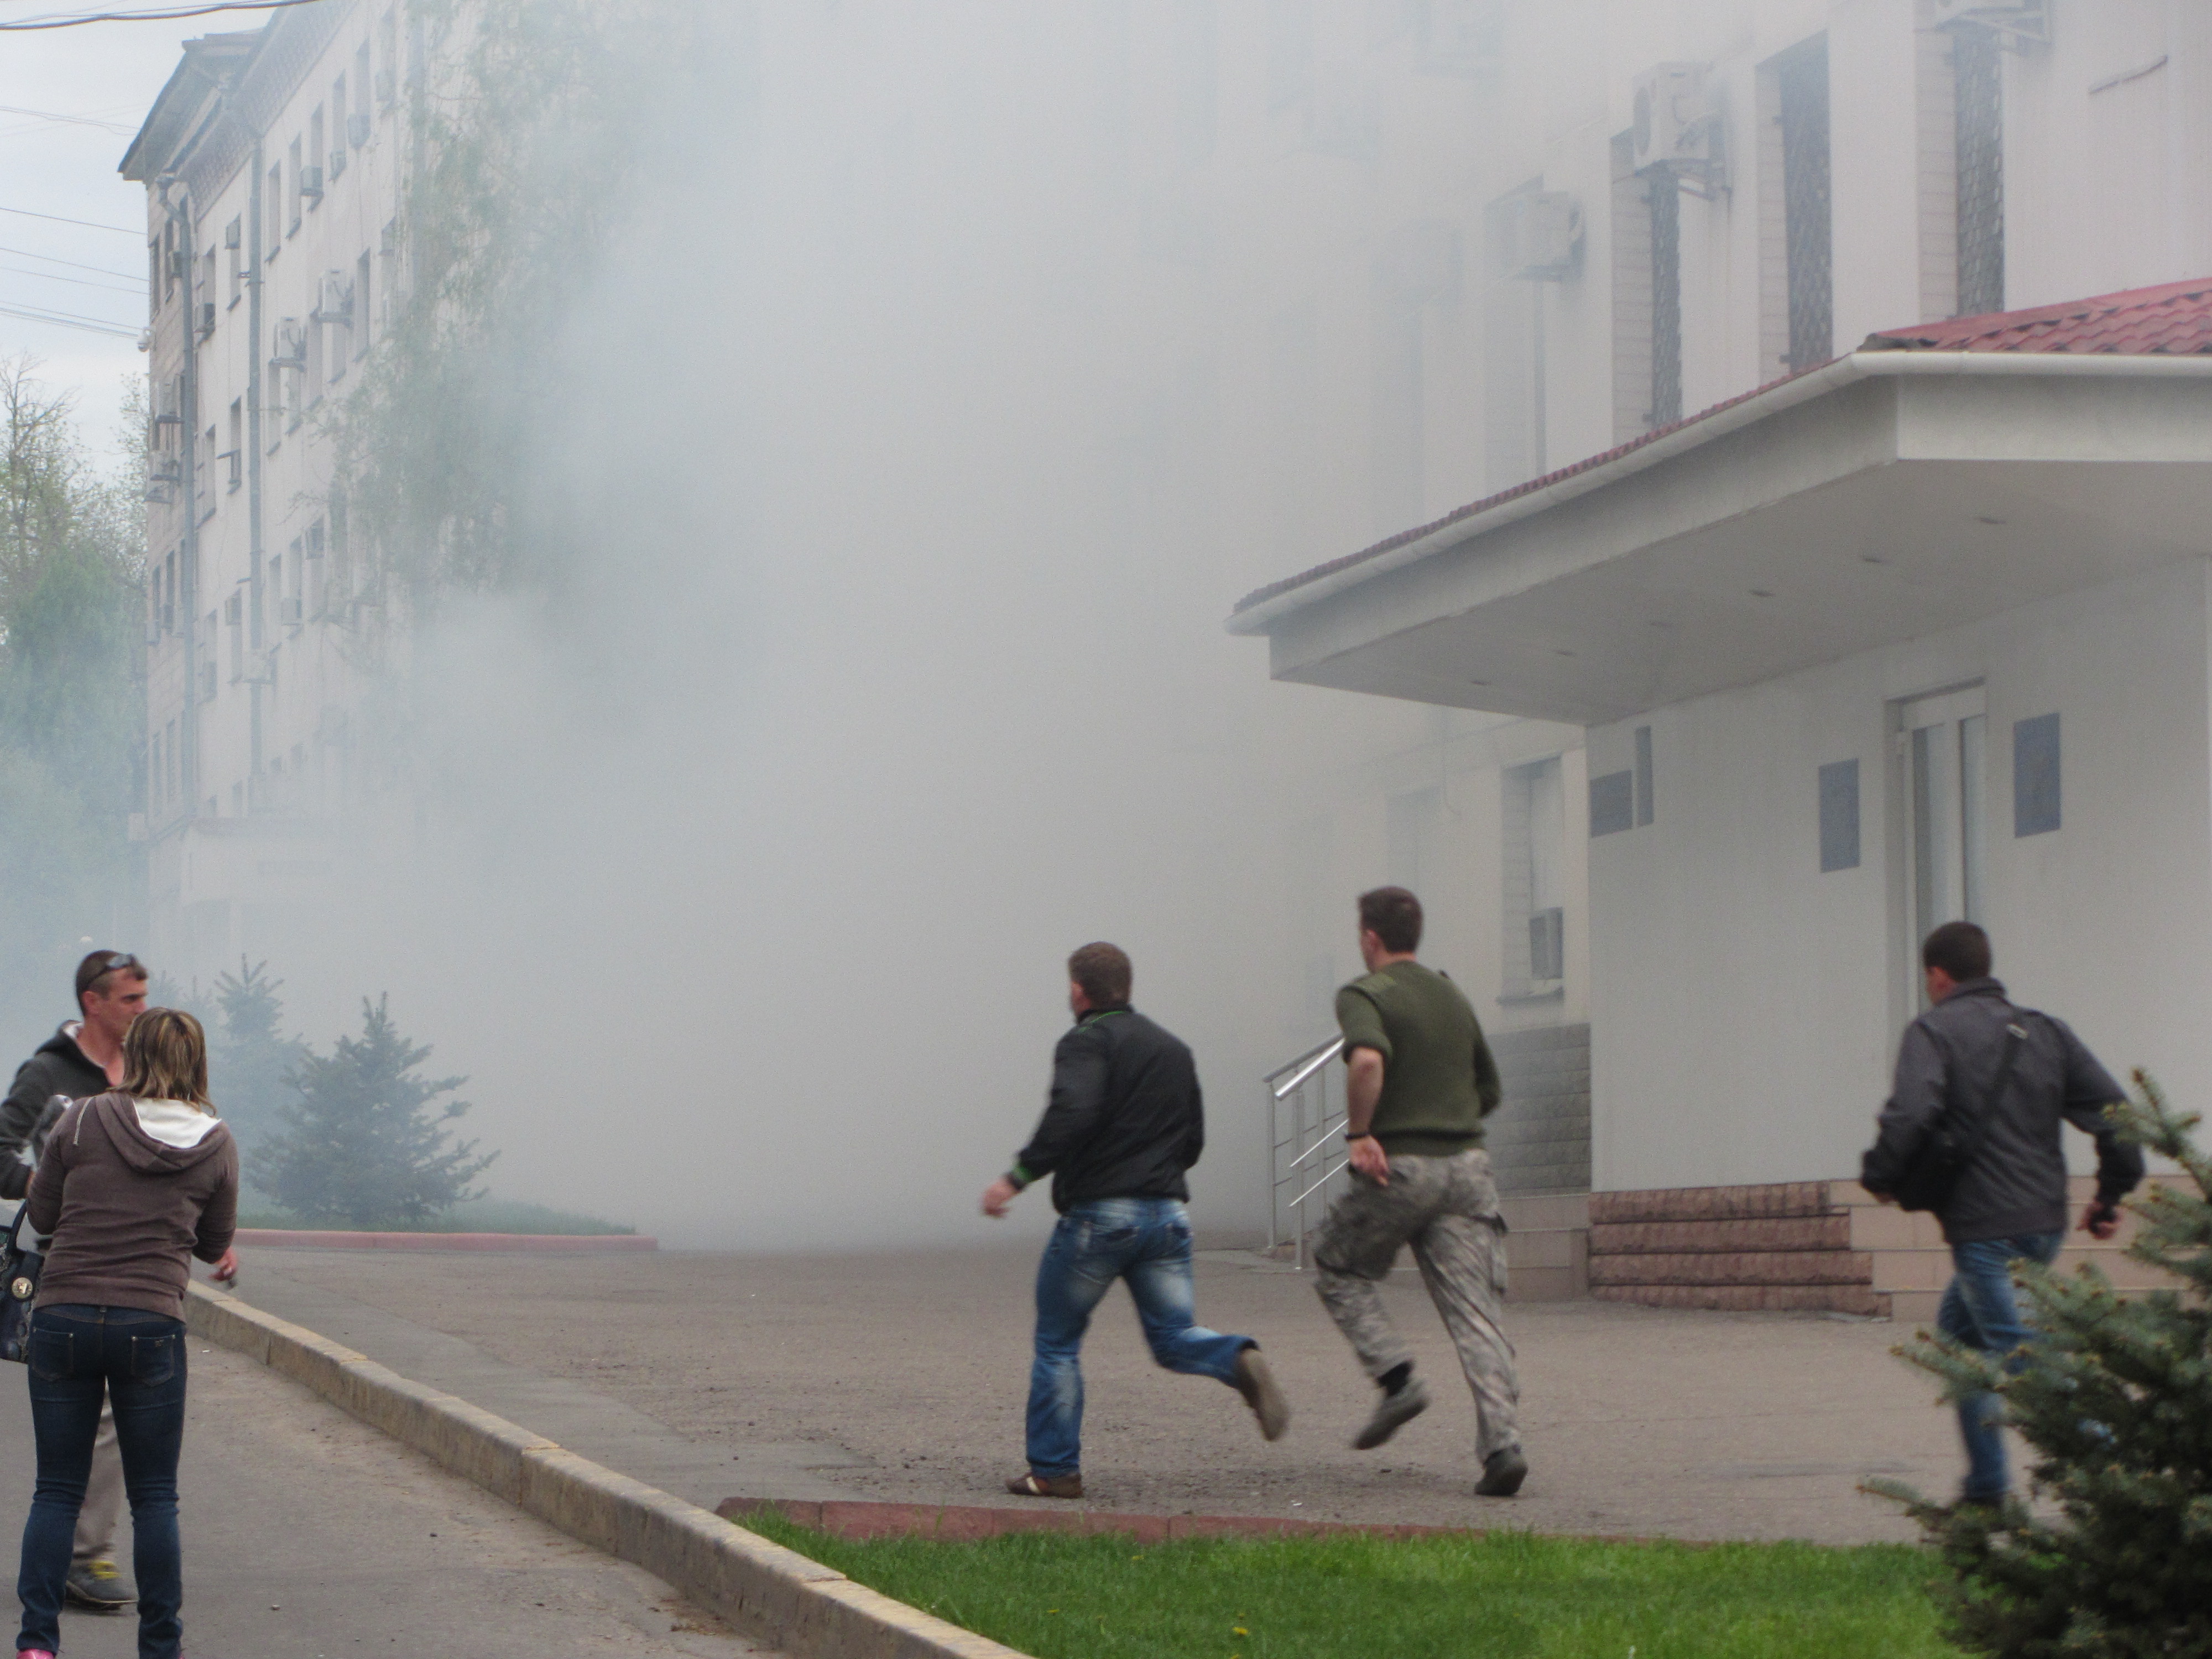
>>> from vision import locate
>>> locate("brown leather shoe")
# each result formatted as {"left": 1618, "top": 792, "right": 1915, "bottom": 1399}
{"left": 1006, "top": 1472, "right": 1083, "bottom": 1499}
{"left": 1233, "top": 1348, "right": 1291, "bottom": 1441}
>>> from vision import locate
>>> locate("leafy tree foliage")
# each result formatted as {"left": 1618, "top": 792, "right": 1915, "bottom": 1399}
{"left": 254, "top": 995, "right": 494, "bottom": 1227}
{"left": 0, "top": 357, "right": 144, "bottom": 1058}
{"left": 1872, "top": 1074, "right": 2211, "bottom": 1657}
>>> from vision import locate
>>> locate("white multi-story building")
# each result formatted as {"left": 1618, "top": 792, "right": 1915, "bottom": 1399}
{"left": 124, "top": 2, "right": 414, "bottom": 984}
{"left": 1229, "top": 0, "right": 2212, "bottom": 1306}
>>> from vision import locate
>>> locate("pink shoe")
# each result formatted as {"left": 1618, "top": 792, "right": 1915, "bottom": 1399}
{"left": 20, "top": 1649, "right": 57, "bottom": 1658}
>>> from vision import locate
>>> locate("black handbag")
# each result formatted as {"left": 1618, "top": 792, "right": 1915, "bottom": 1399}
{"left": 0, "top": 1204, "right": 44, "bottom": 1364}
{"left": 1890, "top": 1014, "right": 2030, "bottom": 1215}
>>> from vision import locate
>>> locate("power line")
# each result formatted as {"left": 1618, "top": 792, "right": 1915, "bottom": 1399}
{"left": 0, "top": 103, "right": 138, "bottom": 133}
{"left": 0, "top": 300, "right": 140, "bottom": 338}
{"left": 0, "top": 0, "right": 327, "bottom": 29}
{"left": 0, "top": 203, "right": 139, "bottom": 236}
{"left": 0, "top": 243, "right": 142, "bottom": 281}
{"left": 2, "top": 262, "right": 145, "bottom": 295}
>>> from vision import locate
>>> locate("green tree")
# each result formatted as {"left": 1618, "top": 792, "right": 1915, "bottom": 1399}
{"left": 206, "top": 958, "right": 305, "bottom": 1157}
{"left": 1872, "top": 1073, "right": 2212, "bottom": 1657}
{"left": 254, "top": 996, "right": 495, "bottom": 1227}
{"left": 0, "top": 357, "right": 145, "bottom": 1058}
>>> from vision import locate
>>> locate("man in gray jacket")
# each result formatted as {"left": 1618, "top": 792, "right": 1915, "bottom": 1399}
{"left": 1861, "top": 921, "right": 2143, "bottom": 1507}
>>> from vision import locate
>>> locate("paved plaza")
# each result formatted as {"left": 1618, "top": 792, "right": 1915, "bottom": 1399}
{"left": 233, "top": 1242, "right": 1976, "bottom": 1547}
{"left": 0, "top": 1325, "right": 769, "bottom": 1657}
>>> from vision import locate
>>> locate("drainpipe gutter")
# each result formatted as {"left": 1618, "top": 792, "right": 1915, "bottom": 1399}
{"left": 1225, "top": 351, "right": 2212, "bottom": 638}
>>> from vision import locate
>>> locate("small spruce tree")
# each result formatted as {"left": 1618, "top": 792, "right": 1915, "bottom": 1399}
{"left": 254, "top": 996, "right": 495, "bottom": 1228}
{"left": 1870, "top": 1071, "right": 2211, "bottom": 1657}
{"left": 206, "top": 958, "right": 305, "bottom": 1157}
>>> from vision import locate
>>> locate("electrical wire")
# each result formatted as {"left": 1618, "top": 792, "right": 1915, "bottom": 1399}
{"left": 0, "top": 243, "right": 143, "bottom": 281}
{"left": 0, "top": 0, "right": 327, "bottom": 29}
{"left": 2, "top": 262, "right": 145, "bottom": 295}
{"left": 0, "top": 300, "right": 139, "bottom": 337}
{"left": 0, "top": 203, "right": 140, "bottom": 236}
{"left": 0, "top": 103, "right": 138, "bottom": 133}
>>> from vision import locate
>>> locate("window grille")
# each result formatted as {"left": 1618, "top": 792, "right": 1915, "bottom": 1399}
{"left": 1953, "top": 24, "right": 2004, "bottom": 316}
{"left": 1648, "top": 174, "right": 1681, "bottom": 425}
{"left": 1777, "top": 38, "right": 1833, "bottom": 372}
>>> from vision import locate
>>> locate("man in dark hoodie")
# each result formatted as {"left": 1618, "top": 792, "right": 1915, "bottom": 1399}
{"left": 980, "top": 942, "right": 1288, "bottom": 1498}
{"left": 1862, "top": 921, "right": 2143, "bottom": 1508}
{"left": 1, "top": 949, "right": 149, "bottom": 1611}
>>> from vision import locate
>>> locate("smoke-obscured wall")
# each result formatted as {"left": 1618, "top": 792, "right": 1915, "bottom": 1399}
{"left": 245, "top": 2, "right": 1419, "bottom": 1250}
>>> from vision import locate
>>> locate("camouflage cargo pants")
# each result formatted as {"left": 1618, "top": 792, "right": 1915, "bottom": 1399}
{"left": 1312, "top": 1147, "right": 1521, "bottom": 1462}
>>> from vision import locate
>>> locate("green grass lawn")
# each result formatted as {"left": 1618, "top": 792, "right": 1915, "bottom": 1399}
{"left": 744, "top": 1515, "right": 1952, "bottom": 1659}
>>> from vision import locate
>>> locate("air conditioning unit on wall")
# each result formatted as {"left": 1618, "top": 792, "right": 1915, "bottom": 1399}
{"left": 1924, "top": 0, "right": 2048, "bottom": 45}
{"left": 1632, "top": 62, "right": 1726, "bottom": 197}
{"left": 1495, "top": 193, "right": 1582, "bottom": 281}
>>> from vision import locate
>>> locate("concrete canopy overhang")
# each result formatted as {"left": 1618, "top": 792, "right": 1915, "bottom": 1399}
{"left": 1229, "top": 354, "right": 2212, "bottom": 726}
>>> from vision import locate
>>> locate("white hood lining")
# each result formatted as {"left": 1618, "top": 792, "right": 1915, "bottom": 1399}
{"left": 131, "top": 1098, "right": 221, "bottom": 1150}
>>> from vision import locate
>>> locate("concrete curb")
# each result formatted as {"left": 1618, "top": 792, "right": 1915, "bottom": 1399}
{"left": 237, "top": 1228, "right": 658, "bottom": 1253}
{"left": 183, "top": 1283, "right": 1027, "bottom": 1659}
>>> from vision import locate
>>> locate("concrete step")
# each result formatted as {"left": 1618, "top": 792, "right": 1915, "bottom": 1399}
{"left": 1590, "top": 1214, "right": 1851, "bottom": 1255}
{"left": 1870, "top": 1244, "right": 2183, "bottom": 1294}
{"left": 1590, "top": 1249, "right": 1874, "bottom": 1288}
{"left": 1590, "top": 1181, "right": 1839, "bottom": 1225}
{"left": 1593, "top": 1283, "right": 1888, "bottom": 1316}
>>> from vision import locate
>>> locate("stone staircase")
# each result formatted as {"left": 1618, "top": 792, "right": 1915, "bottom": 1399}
{"left": 1589, "top": 1176, "right": 2180, "bottom": 1319}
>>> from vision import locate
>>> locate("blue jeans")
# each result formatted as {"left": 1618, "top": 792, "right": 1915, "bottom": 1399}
{"left": 17, "top": 1305, "right": 190, "bottom": 1659}
{"left": 1026, "top": 1198, "right": 1251, "bottom": 1477}
{"left": 1937, "top": 1232, "right": 2063, "bottom": 1503}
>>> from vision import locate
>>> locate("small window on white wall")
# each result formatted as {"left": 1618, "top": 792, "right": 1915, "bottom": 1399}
{"left": 1505, "top": 757, "right": 1566, "bottom": 995}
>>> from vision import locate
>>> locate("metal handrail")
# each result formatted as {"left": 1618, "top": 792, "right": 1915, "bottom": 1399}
{"left": 1265, "top": 1034, "right": 1344, "bottom": 1091}
{"left": 1266, "top": 1032, "right": 1349, "bottom": 1269}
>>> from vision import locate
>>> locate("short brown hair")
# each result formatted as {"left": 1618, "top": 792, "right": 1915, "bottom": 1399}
{"left": 1922, "top": 920, "right": 1991, "bottom": 983}
{"left": 1067, "top": 942, "right": 1133, "bottom": 1007}
{"left": 118, "top": 1008, "right": 213, "bottom": 1112}
{"left": 75, "top": 948, "right": 148, "bottom": 1008}
{"left": 1358, "top": 886, "right": 1423, "bottom": 954}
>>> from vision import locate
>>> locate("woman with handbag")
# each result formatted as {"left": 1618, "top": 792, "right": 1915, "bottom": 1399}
{"left": 12, "top": 1009, "right": 237, "bottom": 1659}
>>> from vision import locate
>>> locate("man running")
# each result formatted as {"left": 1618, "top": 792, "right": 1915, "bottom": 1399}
{"left": 2, "top": 949, "right": 150, "bottom": 1609}
{"left": 981, "top": 942, "right": 1288, "bottom": 1498}
{"left": 1313, "top": 887, "right": 1526, "bottom": 1498}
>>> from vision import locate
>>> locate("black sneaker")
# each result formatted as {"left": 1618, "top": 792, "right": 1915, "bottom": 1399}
{"left": 64, "top": 1557, "right": 133, "bottom": 1609}
{"left": 1352, "top": 1374, "right": 1430, "bottom": 1449}
{"left": 1475, "top": 1446, "right": 1528, "bottom": 1497}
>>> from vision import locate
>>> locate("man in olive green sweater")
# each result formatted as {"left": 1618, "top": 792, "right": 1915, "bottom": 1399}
{"left": 1312, "top": 886, "right": 1526, "bottom": 1498}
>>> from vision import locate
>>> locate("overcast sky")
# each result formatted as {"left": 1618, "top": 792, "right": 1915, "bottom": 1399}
{"left": 1, "top": 1, "right": 212, "bottom": 468}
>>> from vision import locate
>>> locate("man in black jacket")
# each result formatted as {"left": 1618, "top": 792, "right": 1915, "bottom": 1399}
{"left": 2, "top": 948, "right": 149, "bottom": 1610}
{"left": 1862, "top": 921, "right": 2142, "bottom": 1507}
{"left": 981, "top": 942, "right": 1288, "bottom": 1498}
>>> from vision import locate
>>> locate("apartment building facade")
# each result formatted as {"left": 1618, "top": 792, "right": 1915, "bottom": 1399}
{"left": 124, "top": 2, "right": 415, "bottom": 988}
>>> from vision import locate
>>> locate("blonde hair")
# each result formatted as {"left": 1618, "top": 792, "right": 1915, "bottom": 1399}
{"left": 117, "top": 1008, "right": 215, "bottom": 1113}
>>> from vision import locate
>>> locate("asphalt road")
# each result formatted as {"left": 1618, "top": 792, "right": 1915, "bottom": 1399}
{"left": 0, "top": 1326, "right": 778, "bottom": 1657}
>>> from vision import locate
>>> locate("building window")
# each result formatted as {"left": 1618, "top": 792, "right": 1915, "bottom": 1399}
{"left": 1484, "top": 183, "right": 1546, "bottom": 491}
{"left": 226, "top": 218, "right": 243, "bottom": 305}
{"left": 1504, "top": 757, "right": 1566, "bottom": 993}
{"left": 1819, "top": 759, "right": 1860, "bottom": 872}
{"left": 307, "top": 107, "right": 325, "bottom": 207}
{"left": 1771, "top": 35, "right": 1832, "bottom": 373}
{"left": 330, "top": 77, "right": 347, "bottom": 178}
{"left": 289, "top": 137, "right": 304, "bottom": 233}
{"left": 1649, "top": 168, "right": 1681, "bottom": 426}
{"left": 1589, "top": 771, "right": 1633, "bottom": 837}
{"left": 2014, "top": 713, "right": 2060, "bottom": 836}
{"left": 354, "top": 251, "right": 373, "bottom": 356}
{"left": 266, "top": 164, "right": 284, "bottom": 257}
{"left": 1953, "top": 23, "right": 2003, "bottom": 316}
{"left": 1634, "top": 725, "right": 1655, "bottom": 826}
{"left": 1609, "top": 134, "right": 1655, "bottom": 442}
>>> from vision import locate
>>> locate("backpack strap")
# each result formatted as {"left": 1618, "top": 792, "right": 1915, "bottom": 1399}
{"left": 1945, "top": 1006, "right": 2032, "bottom": 1172}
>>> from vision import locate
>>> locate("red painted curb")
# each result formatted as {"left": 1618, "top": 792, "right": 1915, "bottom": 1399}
{"left": 237, "top": 1229, "right": 656, "bottom": 1253}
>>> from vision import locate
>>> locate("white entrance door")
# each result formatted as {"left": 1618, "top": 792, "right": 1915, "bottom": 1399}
{"left": 1898, "top": 684, "right": 1987, "bottom": 1000}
